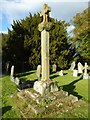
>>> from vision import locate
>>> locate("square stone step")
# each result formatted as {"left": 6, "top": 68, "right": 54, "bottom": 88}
{"left": 28, "top": 104, "right": 45, "bottom": 115}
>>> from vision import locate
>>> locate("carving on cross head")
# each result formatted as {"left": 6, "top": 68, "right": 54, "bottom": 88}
{"left": 40, "top": 3, "right": 51, "bottom": 23}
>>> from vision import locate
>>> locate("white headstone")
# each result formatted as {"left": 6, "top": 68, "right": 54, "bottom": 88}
{"left": 73, "top": 70, "right": 78, "bottom": 77}
{"left": 84, "top": 63, "right": 88, "bottom": 74}
{"left": 15, "top": 77, "right": 20, "bottom": 85}
{"left": 78, "top": 62, "right": 84, "bottom": 73}
{"left": 83, "top": 74, "right": 89, "bottom": 79}
{"left": 59, "top": 70, "right": 63, "bottom": 76}
{"left": 10, "top": 65, "right": 14, "bottom": 77}
{"left": 69, "top": 61, "right": 75, "bottom": 71}
{"left": 83, "top": 63, "right": 89, "bottom": 79}
{"left": 36, "top": 65, "right": 41, "bottom": 77}
{"left": 52, "top": 64, "right": 57, "bottom": 72}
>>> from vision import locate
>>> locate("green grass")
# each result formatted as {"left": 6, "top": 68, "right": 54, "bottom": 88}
{"left": 51, "top": 70, "right": 88, "bottom": 101}
{"left": 1, "top": 76, "right": 21, "bottom": 118}
{"left": 1, "top": 70, "right": 88, "bottom": 118}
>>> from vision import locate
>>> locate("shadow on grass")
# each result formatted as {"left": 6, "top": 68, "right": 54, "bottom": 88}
{"left": 59, "top": 76, "right": 83, "bottom": 99}
{"left": 50, "top": 71, "right": 57, "bottom": 74}
{"left": 63, "top": 73, "right": 68, "bottom": 75}
{"left": 51, "top": 71, "right": 68, "bottom": 76}
{"left": 18, "top": 78, "right": 38, "bottom": 90}
{"left": 0, "top": 106, "right": 12, "bottom": 116}
{"left": 50, "top": 75, "right": 59, "bottom": 79}
{"left": 16, "top": 71, "right": 35, "bottom": 77}
{"left": 78, "top": 73, "right": 82, "bottom": 76}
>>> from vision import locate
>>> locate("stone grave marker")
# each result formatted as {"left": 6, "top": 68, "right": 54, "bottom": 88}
{"left": 14, "top": 77, "right": 20, "bottom": 86}
{"left": 78, "top": 62, "right": 84, "bottom": 73}
{"left": 36, "top": 65, "right": 42, "bottom": 77}
{"left": 33, "top": 3, "right": 58, "bottom": 95}
{"left": 10, "top": 65, "right": 14, "bottom": 81}
{"left": 83, "top": 63, "right": 89, "bottom": 79}
{"left": 59, "top": 70, "right": 63, "bottom": 76}
{"left": 73, "top": 70, "right": 78, "bottom": 77}
{"left": 10, "top": 65, "right": 14, "bottom": 77}
{"left": 6, "top": 62, "right": 10, "bottom": 74}
{"left": 69, "top": 61, "right": 75, "bottom": 71}
{"left": 52, "top": 64, "right": 57, "bottom": 72}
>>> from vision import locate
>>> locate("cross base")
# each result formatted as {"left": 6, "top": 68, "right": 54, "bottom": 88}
{"left": 33, "top": 80, "right": 58, "bottom": 95}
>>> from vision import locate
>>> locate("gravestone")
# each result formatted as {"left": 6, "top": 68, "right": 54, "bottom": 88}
{"left": 83, "top": 63, "right": 89, "bottom": 79}
{"left": 69, "top": 61, "right": 75, "bottom": 71}
{"left": 10, "top": 65, "right": 14, "bottom": 81}
{"left": 6, "top": 62, "right": 10, "bottom": 74}
{"left": 78, "top": 62, "right": 84, "bottom": 73}
{"left": 59, "top": 70, "right": 63, "bottom": 76}
{"left": 14, "top": 77, "right": 20, "bottom": 86}
{"left": 33, "top": 4, "right": 58, "bottom": 95}
{"left": 52, "top": 64, "right": 57, "bottom": 72}
{"left": 36, "top": 65, "right": 41, "bottom": 77}
{"left": 73, "top": 70, "right": 78, "bottom": 77}
{"left": 10, "top": 65, "right": 14, "bottom": 76}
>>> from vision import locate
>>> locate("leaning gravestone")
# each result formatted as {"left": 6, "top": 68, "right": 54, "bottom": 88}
{"left": 69, "top": 61, "right": 75, "bottom": 71}
{"left": 73, "top": 70, "right": 78, "bottom": 77}
{"left": 33, "top": 3, "right": 58, "bottom": 95}
{"left": 36, "top": 65, "right": 41, "bottom": 77}
{"left": 59, "top": 70, "right": 63, "bottom": 76}
{"left": 10, "top": 65, "right": 14, "bottom": 81}
{"left": 52, "top": 64, "right": 57, "bottom": 72}
{"left": 78, "top": 62, "right": 84, "bottom": 73}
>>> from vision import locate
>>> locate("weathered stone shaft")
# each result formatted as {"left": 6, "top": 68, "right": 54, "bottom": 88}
{"left": 41, "top": 30, "right": 49, "bottom": 80}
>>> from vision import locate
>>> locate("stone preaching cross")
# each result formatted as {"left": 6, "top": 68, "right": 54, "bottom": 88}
{"left": 38, "top": 3, "right": 51, "bottom": 81}
{"left": 33, "top": 4, "right": 58, "bottom": 95}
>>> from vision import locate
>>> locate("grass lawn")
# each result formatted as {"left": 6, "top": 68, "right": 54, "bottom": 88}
{"left": 51, "top": 70, "right": 88, "bottom": 101}
{"left": 1, "top": 70, "right": 88, "bottom": 119}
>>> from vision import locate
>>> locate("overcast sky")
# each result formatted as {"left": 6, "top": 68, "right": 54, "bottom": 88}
{"left": 0, "top": 0, "right": 89, "bottom": 34}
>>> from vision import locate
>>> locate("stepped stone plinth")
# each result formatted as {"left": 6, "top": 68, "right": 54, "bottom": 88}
{"left": 16, "top": 89, "right": 80, "bottom": 116}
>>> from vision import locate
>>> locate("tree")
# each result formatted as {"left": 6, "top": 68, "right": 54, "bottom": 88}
{"left": 2, "top": 21, "right": 25, "bottom": 72}
{"left": 71, "top": 7, "right": 90, "bottom": 65}
{"left": 49, "top": 20, "right": 71, "bottom": 69}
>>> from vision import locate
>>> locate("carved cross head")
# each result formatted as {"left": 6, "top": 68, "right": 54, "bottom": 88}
{"left": 43, "top": 3, "right": 51, "bottom": 13}
{"left": 40, "top": 3, "right": 51, "bottom": 23}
